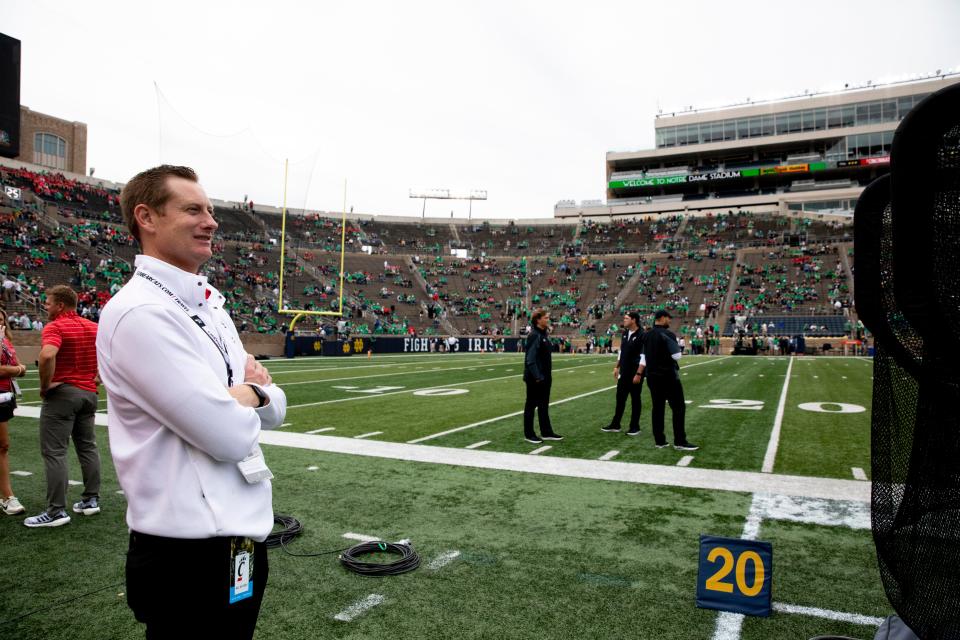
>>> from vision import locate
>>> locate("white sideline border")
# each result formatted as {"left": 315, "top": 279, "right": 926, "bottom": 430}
{"left": 258, "top": 431, "right": 869, "bottom": 503}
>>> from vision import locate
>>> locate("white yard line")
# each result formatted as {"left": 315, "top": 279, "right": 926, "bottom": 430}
{"left": 852, "top": 467, "right": 868, "bottom": 481}
{"left": 11, "top": 470, "right": 32, "bottom": 476}
{"left": 712, "top": 613, "right": 745, "bottom": 640}
{"left": 772, "top": 602, "right": 883, "bottom": 626}
{"left": 677, "top": 455, "right": 694, "bottom": 467}
{"left": 408, "top": 385, "right": 615, "bottom": 443}
{"left": 465, "top": 441, "right": 490, "bottom": 449}
{"left": 13, "top": 405, "right": 109, "bottom": 426}
{"left": 276, "top": 360, "right": 523, "bottom": 388}
{"left": 333, "top": 594, "right": 385, "bottom": 622}
{"left": 342, "top": 532, "right": 379, "bottom": 542}
{"left": 287, "top": 361, "right": 611, "bottom": 411}
{"left": 712, "top": 491, "right": 871, "bottom": 640}
{"left": 762, "top": 357, "right": 794, "bottom": 473}
{"left": 599, "top": 450, "right": 619, "bottom": 461}
{"left": 354, "top": 431, "right": 383, "bottom": 439}
{"left": 426, "top": 550, "right": 461, "bottom": 571}
{"left": 529, "top": 446, "right": 552, "bottom": 455}
{"left": 406, "top": 357, "right": 728, "bottom": 444}
{"left": 306, "top": 427, "right": 335, "bottom": 434}
{"left": 711, "top": 493, "right": 772, "bottom": 640}
{"left": 259, "top": 432, "right": 869, "bottom": 502}
{"left": 751, "top": 493, "right": 870, "bottom": 529}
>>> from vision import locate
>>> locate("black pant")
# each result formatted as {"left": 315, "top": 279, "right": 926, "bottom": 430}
{"left": 126, "top": 532, "right": 269, "bottom": 639}
{"left": 609, "top": 374, "right": 643, "bottom": 431}
{"left": 646, "top": 376, "right": 687, "bottom": 446}
{"left": 523, "top": 378, "right": 554, "bottom": 437}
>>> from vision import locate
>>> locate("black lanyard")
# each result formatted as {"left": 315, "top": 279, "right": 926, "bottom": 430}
{"left": 135, "top": 269, "right": 234, "bottom": 386}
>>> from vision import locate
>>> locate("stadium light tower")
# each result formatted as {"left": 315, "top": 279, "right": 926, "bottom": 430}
{"left": 409, "top": 188, "right": 488, "bottom": 219}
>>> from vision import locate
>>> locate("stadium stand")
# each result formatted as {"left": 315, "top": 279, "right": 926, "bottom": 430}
{"left": 0, "top": 164, "right": 860, "bottom": 346}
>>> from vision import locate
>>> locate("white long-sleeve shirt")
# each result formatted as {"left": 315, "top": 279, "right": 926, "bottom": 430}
{"left": 96, "top": 255, "right": 286, "bottom": 541}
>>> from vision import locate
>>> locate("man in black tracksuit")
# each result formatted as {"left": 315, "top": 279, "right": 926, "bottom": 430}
{"left": 642, "top": 310, "right": 699, "bottom": 451}
{"left": 602, "top": 311, "right": 646, "bottom": 435}
{"left": 523, "top": 309, "right": 562, "bottom": 444}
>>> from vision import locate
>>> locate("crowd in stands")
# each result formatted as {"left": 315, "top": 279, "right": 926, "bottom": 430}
{"left": 0, "top": 165, "right": 860, "bottom": 342}
{"left": 729, "top": 245, "right": 851, "bottom": 317}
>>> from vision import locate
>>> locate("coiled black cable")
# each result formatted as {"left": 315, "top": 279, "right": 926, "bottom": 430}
{"left": 266, "top": 514, "right": 303, "bottom": 549}
{"left": 338, "top": 541, "right": 421, "bottom": 576}
{"left": 269, "top": 516, "right": 419, "bottom": 576}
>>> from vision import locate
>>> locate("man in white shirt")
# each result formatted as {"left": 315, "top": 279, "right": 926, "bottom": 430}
{"left": 1, "top": 276, "right": 16, "bottom": 302}
{"left": 97, "top": 165, "right": 286, "bottom": 639}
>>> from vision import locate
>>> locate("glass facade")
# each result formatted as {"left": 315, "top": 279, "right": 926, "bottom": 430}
{"left": 34, "top": 132, "right": 67, "bottom": 170}
{"left": 787, "top": 199, "right": 857, "bottom": 214}
{"left": 823, "top": 131, "right": 894, "bottom": 163}
{"left": 655, "top": 93, "right": 929, "bottom": 148}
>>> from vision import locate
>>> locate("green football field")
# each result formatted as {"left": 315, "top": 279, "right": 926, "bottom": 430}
{"left": 1, "top": 353, "right": 888, "bottom": 639}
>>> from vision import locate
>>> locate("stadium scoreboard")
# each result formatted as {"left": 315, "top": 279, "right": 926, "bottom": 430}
{"left": 0, "top": 33, "right": 20, "bottom": 159}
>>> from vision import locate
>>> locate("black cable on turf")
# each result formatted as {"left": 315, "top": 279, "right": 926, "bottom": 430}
{"left": 267, "top": 515, "right": 419, "bottom": 575}
{"left": 0, "top": 580, "right": 125, "bottom": 626}
{"left": 266, "top": 514, "right": 303, "bottom": 549}
{"left": 339, "top": 541, "right": 420, "bottom": 576}
{"left": 269, "top": 514, "right": 352, "bottom": 557}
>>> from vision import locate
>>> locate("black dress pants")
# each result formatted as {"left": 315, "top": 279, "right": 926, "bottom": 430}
{"left": 126, "top": 531, "right": 269, "bottom": 640}
{"left": 609, "top": 374, "right": 643, "bottom": 431}
{"left": 646, "top": 376, "right": 688, "bottom": 446}
{"left": 523, "top": 378, "right": 554, "bottom": 437}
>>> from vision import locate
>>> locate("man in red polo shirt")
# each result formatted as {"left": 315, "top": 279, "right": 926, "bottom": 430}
{"left": 24, "top": 285, "right": 101, "bottom": 528}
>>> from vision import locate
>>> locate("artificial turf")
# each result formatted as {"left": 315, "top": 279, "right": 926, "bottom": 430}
{"left": 0, "top": 353, "right": 886, "bottom": 639}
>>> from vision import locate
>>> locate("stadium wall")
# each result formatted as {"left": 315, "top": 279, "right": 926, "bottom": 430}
{"left": 17, "top": 107, "right": 87, "bottom": 174}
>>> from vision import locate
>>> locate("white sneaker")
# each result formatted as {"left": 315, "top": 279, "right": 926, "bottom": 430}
{"left": 24, "top": 510, "right": 71, "bottom": 528}
{"left": 1, "top": 496, "right": 25, "bottom": 515}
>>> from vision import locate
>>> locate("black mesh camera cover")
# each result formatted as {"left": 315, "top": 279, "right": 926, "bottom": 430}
{"left": 856, "top": 81, "right": 960, "bottom": 640}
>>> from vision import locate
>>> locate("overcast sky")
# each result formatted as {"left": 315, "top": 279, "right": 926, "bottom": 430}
{"left": 5, "top": 0, "right": 960, "bottom": 219}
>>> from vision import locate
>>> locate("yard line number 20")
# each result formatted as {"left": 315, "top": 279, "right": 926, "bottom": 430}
{"left": 704, "top": 546, "right": 765, "bottom": 597}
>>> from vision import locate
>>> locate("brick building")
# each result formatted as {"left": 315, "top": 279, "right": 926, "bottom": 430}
{"left": 15, "top": 106, "right": 87, "bottom": 174}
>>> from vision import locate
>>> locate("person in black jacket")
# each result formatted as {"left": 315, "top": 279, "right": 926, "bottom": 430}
{"left": 641, "top": 310, "right": 699, "bottom": 451}
{"left": 601, "top": 311, "right": 646, "bottom": 435}
{"left": 523, "top": 309, "right": 562, "bottom": 444}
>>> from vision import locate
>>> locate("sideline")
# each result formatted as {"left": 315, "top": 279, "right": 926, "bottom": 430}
{"left": 257, "top": 430, "right": 868, "bottom": 503}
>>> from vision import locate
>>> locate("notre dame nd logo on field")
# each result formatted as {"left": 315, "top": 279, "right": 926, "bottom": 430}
{"left": 353, "top": 338, "right": 365, "bottom": 353}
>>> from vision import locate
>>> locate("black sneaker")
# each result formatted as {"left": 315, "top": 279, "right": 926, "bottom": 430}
{"left": 600, "top": 425, "right": 621, "bottom": 433}
{"left": 654, "top": 442, "right": 670, "bottom": 449}
{"left": 541, "top": 434, "right": 564, "bottom": 441}
{"left": 674, "top": 442, "right": 700, "bottom": 451}
{"left": 525, "top": 436, "right": 543, "bottom": 444}
{"left": 626, "top": 429, "right": 641, "bottom": 436}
